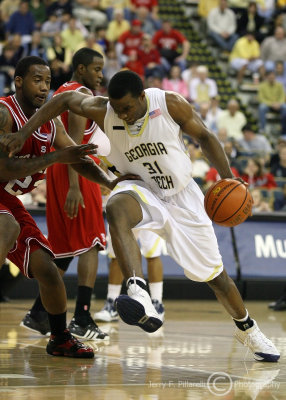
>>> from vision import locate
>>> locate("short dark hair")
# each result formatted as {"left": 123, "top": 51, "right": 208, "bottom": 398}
{"left": 242, "top": 124, "right": 255, "bottom": 133}
{"left": 108, "top": 70, "right": 144, "bottom": 99}
{"left": 14, "top": 56, "right": 49, "bottom": 79}
{"left": 72, "top": 47, "right": 103, "bottom": 70}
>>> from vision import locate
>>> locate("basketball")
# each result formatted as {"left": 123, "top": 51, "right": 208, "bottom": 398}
{"left": 204, "top": 178, "right": 253, "bottom": 227}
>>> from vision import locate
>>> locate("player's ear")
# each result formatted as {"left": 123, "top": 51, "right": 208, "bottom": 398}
{"left": 14, "top": 76, "right": 23, "bottom": 89}
{"left": 140, "top": 91, "right": 145, "bottom": 101}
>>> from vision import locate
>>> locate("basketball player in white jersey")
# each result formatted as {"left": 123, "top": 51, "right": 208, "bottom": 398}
{"left": 0, "top": 70, "right": 280, "bottom": 362}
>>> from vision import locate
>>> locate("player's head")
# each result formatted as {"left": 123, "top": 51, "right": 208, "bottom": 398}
{"left": 14, "top": 56, "right": 51, "bottom": 109}
{"left": 107, "top": 70, "right": 146, "bottom": 124}
{"left": 72, "top": 47, "right": 104, "bottom": 91}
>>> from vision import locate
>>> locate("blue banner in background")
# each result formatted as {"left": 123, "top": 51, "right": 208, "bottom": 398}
{"left": 234, "top": 220, "right": 286, "bottom": 278}
{"left": 33, "top": 215, "right": 237, "bottom": 278}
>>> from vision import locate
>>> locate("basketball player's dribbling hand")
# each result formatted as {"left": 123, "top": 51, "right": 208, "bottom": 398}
{"left": 56, "top": 144, "right": 98, "bottom": 164}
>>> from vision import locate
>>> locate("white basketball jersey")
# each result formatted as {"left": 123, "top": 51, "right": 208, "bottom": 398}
{"left": 104, "top": 88, "right": 193, "bottom": 198}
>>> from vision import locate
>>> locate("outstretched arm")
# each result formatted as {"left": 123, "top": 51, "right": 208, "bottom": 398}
{"left": 0, "top": 103, "right": 97, "bottom": 181}
{"left": 166, "top": 92, "right": 234, "bottom": 179}
{"left": 53, "top": 117, "right": 140, "bottom": 191}
{"left": 0, "top": 92, "right": 107, "bottom": 157}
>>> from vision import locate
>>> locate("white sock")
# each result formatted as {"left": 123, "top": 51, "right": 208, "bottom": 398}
{"left": 233, "top": 310, "right": 249, "bottom": 322}
{"left": 107, "top": 284, "right": 121, "bottom": 301}
{"left": 149, "top": 282, "right": 163, "bottom": 303}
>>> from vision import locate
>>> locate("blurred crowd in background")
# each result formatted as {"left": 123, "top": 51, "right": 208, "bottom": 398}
{"left": 1, "top": 0, "right": 286, "bottom": 213}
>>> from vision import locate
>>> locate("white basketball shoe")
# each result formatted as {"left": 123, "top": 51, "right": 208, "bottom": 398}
{"left": 115, "top": 279, "right": 163, "bottom": 333}
{"left": 235, "top": 320, "right": 280, "bottom": 362}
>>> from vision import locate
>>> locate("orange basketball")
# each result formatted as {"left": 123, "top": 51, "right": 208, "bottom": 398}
{"left": 204, "top": 178, "right": 253, "bottom": 227}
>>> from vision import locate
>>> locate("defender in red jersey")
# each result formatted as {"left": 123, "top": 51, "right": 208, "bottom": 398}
{"left": 0, "top": 57, "right": 137, "bottom": 357}
{"left": 22, "top": 48, "right": 110, "bottom": 341}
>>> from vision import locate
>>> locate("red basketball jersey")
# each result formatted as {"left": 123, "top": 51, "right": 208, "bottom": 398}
{"left": 47, "top": 82, "right": 106, "bottom": 256}
{"left": 0, "top": 95, "right": 55, "bottom": 276}
{"left": 0, "top": 95, "right": 56, "bottom": 196}
{"left": 54, "top": 81, "right": 97, "bottom": 142}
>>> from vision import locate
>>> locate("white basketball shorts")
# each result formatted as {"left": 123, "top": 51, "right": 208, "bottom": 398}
{"left": 107, "top": 179, "right": 224, "bottom": 282}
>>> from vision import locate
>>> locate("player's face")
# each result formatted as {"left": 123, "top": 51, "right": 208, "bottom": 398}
{"left": 20, "top": 65, "right": 51, "bottom": 108}
{"left": 109, "top": 92, "right": 146, "bottom": 125}
{"left": 82, "top": 57, "right": 104, "bottom": 91}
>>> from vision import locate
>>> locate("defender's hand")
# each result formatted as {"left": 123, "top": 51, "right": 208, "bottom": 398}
{"left": 56, "top": 144, "right": 98, "bottom": 164}
{"left": 0, "top": 131, "right": 28, "bottom": 157}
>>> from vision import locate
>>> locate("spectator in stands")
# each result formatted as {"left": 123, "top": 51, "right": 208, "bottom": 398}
{"left": 271, "top": 144, "right": 286, "bottom": 178}
{"left": 205, "top": 141, "right": 240, "bottom": 189}
{"left": 207, "top": 0, "right": 238, "bottom": 52}
{"left": 0, "top": 0, "right": 20, "bottom": 23}
{"left": 104, "top": 49, "right": 121, "bottom": 83}
{"left": 272, "top": 183, "right": 286, "bottom": 211}
{"left": 236, "top": 2, "right": 265, "bottom": 43}
{"left": 46, "top": 0, "right": 72, "bottom": 18}
{"left": 188, "top": 65, "right": 218, "bottom": 106}
{"left": 217, "top": 99, "right": 247, "bottom": 140}
{"left": 100, "top": 0, "right": 132, "bottom": 22}
{"left": 61, "top": 12, "right": 89, "bottom": 39}
{"left": 198, "top": 0, "right": 219, "bottom": 18}
{"left": 29, "top": 0, "right": 46, "bottom": 29}
{"left": 49, "top": 57, "right": 71, "bottom": 93}
{"left": 251, "top": 187, "right": 273, "bottom": 213}
{"left": 275, "top": 60, "right": 286, "bottom": 92}
{"left": 0, "top": 45, "right": 17, "bottom": 96}
{"left": 258, "top": 70, "right": 286, "bottom": 136}
{"left": 124, "top": 49, "right": 144, "bottom": 79}
{"left": 240, "top": 158, "right": 277, "bottom": 189}
{"left": 41, "top": 13, "right": 61, "bottom": 48}
{"left": 229, "top": 31, "right": 264, "bottom": 85}
{"left": 217, "top": 126, "right": 229, "bottom": 146}
{"left": 72, "top": 0, "right": 107, "bottom": 32}
{"left": 198, "top": 102, "right": 211, "bottom": 128}
{"left": 47, "top": 32, "right": 72, "bottom": 75}
{"left": 116, "top": 19, "right": 143, "bottom": 66}
{"left": 106, "top": 8, "right": 130, "bottom": 43}
{"left": 8, "top": 33, "right": 24, "bottom": 64}
{"left": 152, "top": 20, "right": 190, "bottom": 72}
{"left": 162, "top": 65, "right": 189, "bottom": 99}
{"left": 95, "top": 26, "right": 110, "bottom": 54}
{"left": 270, "top": 137, "right": 286, "bottom": 168}
{"left": 185, "top": 137, "right": 210, "bottom": 186}
{"left": 182, "top": 61, "right": 198, "bottom": 87}
{"left": 5, "top": 1, "right": 35, "bottom": 44}
{"left": 145, "top": 74, "right": 163, "bottom": 89}
{"left": 135, "top": 6, "right": 160, "bottom": 36}
{"left": 23, "top": 31, "right": 47, "bottom": 61}
{"left": 257, "top": 0, "right": 275, "bottom": 23}
{"left": 60, "top": 16, "right": 85, "bottom": 55}
{"left": 224, "top": 139, "right": 240, "bottom": 166}
{"left": 130, "top": 0, "right": 159, "bottom": 23}
{"left": 237, "top": 124, "right": 273, "bottom": 157}
{"left": 260, "top": 26, "right": 286, "bottom": 72}
{"left": 76, "top": 32, "right": 105, "bottom": 57}
{"left": 206, "top": 96, "right": 223, "bottom": 133}
{"left": 138, "top": 33, "right": 164, "bottom": 78}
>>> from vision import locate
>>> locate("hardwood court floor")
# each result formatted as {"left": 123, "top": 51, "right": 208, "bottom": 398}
{"left": 0, "top": 299, "right": 286, "bottom": 400}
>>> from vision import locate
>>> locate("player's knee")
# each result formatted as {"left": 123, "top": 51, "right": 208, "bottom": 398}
{"left": 2, "top": 218, "right": 20, "bottom": 252}
{"left": 207, "top": 269, "right": 231, "bottom": 293}
{"left": 106, "top": 196, "right": 126, "bottom": 227}
{"left": 32, "top": 258, "right": 62, "bottom": 286}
